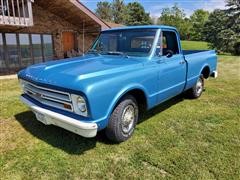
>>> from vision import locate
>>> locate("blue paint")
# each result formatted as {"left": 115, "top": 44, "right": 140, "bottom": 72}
{"left": 18, "top": 25, "right": 217, "bottom": 131}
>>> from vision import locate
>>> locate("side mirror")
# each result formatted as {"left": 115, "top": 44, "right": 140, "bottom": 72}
{"left": 166, "top": 50, "right": 173, "bottom": 58}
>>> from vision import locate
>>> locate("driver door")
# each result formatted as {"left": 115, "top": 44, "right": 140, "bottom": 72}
{"left": 156, "top": 30, "right": 187, "bottom": 103}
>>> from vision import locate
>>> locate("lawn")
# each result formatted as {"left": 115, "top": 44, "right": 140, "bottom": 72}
{"left": 181, "top": 40, "right": 210, "bottom": 50}
{"left": 0, "top": 54, "right": 240, "bottom": 179}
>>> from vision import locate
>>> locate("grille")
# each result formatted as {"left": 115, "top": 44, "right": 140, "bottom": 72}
{"left": 22, "top": 80, "right": 73, "bottom": 112}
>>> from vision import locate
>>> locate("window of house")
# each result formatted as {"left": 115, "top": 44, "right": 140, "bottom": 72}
{"left": 32, "top": 34, "right": 43, "bottom": 64}
{"left": 5, "top": 33, "right": 19, "bottom": 68}
{"left": 2, "top": 33, "right": 54, "bottom": 72}
{"left": 19, "top": 34, "right": 32, "bottom": 67}
{"left": 43, "top": 35, "right": 53, "bottom": 60}
{"left": 0, "top": 33, "right": 6, "bottom": 68}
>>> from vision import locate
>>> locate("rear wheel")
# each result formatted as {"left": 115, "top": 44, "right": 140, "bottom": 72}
{"left": 105, "top": 95, "right": 139, "bottom": 143}
{"left": 186, "top": 75, "right": 204, "bottom": 99}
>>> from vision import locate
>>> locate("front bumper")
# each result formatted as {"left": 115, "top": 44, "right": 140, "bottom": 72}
{"left": 20, "top": 96, "right": 98, "bottom": 138}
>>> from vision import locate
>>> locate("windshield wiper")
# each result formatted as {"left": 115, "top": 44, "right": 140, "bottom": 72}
{"left": 106, "top": 51, "right": 129, "bottom": 58}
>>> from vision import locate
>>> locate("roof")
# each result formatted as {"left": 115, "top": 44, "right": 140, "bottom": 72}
{"left": 35, "top": 0, "right": 110, "bottom": 31}
{"left": 102, "top": 25, "right": 177, "bottom": 32}
{"left": 73, "top": 1, "right": 110, "bottom": 30}
{"left": 104, "top": 22, "right": 125, "bottom": 28}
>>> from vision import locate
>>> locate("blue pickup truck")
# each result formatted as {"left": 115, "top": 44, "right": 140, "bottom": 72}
{"left": 18, "top": 25, "right": 217, "bottom": 142}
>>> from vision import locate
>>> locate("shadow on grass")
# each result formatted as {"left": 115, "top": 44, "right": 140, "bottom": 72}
{"left": 14, "top": 112, "right": 110, "bottom": 155}
{"left": 14, "top": 94, "right": 185, "bottom": 154}
{"left": 139, "top": 94, "right": 185, "bottom": 124}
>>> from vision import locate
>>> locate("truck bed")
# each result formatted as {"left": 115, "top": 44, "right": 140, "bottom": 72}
{"left": 183, "top": 50, "right": 217, "bottom": 91}
{"left": 183, "top": 50, "right": 214, "bottom": 55}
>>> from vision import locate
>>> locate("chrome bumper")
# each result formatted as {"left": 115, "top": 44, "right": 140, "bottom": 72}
{"left": 20, "top": 96, "right": 98, "bottom": 138}
{"left": 211, "top": 70, "right": 218, "bottom": 78}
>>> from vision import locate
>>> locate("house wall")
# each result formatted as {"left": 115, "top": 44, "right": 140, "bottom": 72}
{"left": 16, "top": 4, "right": 99, "bottom": 58}
{"left": 0, "top": 4, "right": 100, "bottom": 75}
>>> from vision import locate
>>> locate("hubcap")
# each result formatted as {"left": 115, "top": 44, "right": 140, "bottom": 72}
{"left": 121, "top": 105, "right": 135, "bottom": 134}
{"left": 196, "top": 78, "right": 203, "bottom": 95}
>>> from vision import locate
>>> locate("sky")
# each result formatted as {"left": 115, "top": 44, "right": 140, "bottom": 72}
{"left": 80, "top": 0, "right": 226, "bottom": 18}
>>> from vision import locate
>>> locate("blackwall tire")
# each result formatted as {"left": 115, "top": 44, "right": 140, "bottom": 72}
{"left": 105, "top": 95, "right": 139, "bottom": 143}
{"left": 186, "top": 75, "right": 204, "bottom": 99}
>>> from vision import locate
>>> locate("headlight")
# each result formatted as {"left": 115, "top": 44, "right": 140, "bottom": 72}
{"left": 71, "top": 94, "right": 88, "bottom": 117}
{"left": 19, "top": 79, "right": 26, "bottom": 91}
{"left": 76, "top": 97, "right": 87, "bottom": 112}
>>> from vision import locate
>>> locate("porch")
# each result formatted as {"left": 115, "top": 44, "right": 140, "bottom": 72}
{"left": 0, "top": 0, "right": 34, "bottom": 27}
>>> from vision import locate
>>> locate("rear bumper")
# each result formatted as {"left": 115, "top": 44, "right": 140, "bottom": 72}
{"left": 211, "top": 70, "right": 218, "bottom": 78}
{"left": 20, "top": 96, "right": 98, "bottom": 138}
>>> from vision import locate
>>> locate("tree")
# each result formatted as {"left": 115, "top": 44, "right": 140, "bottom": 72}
{"left": 203, "top": 10, "right": 230, "bottom": 51}
{"left": 190, "top": 9, "right": 209, "bottom": 41}
{"left": 203, "top": 0, "right": 240, "bottom": 55}
{"left": 95, "top": 1, "right": 112, "bottom": 22}
{"left": 157, "top": 4, "right": 191, "bottom": 40}
{"left": 112, "top": 0, "right": 125, "bottom": 24}
{"left": 124, "top": 2, "right": 152, "bottom": 25}
{"left": 226, "top": 0, "right": 240, "bottom": 19}
{"left": 226, "top": 0, "right": 240, "bottom": 55}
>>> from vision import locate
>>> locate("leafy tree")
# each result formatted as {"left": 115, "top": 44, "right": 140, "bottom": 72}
{"left": 112, "top": 0, "right": 125, "bottom": 24}
{"left": 226, "top": 0, "right": 240, "bottom": 19}
{"left": 157, "top": 4, "right": 191, "bottom": 40}
{"left": 95, "top": 1, "right": 112, "bottom": 22}
{"left": 203, "top": 10, "right": 230, "bottom": 51}
{"left": 203, "top": 0, "right": 240, "bottom": 55}
{"left": 124, "top": 2, "right": 152, "bottom": 25}
{"left": 190, "top": 9, "right": 209, "bottom": 41}
{"left": 225, "top": 0, "right": 240, "bottom": 55}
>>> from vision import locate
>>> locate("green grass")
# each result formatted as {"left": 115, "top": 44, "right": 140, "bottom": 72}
{"left": 181, "top": 40, "right": 210, "bottom": 50}
{"left": 1, "top": 55, "right": 240, "bottom": 179}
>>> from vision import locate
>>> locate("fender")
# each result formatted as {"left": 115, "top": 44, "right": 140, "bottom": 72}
{"left": 199, "top": 63, "right": 211, "bottom": 77}
{"left": 105, "top": 84, "right": 149, "bottom": 120}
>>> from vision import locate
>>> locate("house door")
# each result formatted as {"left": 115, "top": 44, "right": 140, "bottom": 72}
{"left": 62, "top": 32, "right": 75, "bottom": 52}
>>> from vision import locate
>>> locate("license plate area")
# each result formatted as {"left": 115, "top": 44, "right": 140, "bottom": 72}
{"left": 34, "top": 111, "right": 48, "bottom": 125}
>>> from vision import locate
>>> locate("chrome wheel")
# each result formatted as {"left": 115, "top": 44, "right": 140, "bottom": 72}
{"left": 121, "top": 104, "right": 135, "bottom": 134}
{"left": 196, "top": 78, "right": 203, "bottom": 96}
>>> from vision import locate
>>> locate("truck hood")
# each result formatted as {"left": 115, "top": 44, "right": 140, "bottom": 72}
{"left": 18, "top": 54, "right": 143, "bottom": 87}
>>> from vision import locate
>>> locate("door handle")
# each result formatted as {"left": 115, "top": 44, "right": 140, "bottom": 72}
{"left": 179, "top": 60, "right": 185, "bottom": 64}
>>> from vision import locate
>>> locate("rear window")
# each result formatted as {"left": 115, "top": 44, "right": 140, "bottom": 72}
{"left": 91, "top": 29, "right": 157, "bottom": 57}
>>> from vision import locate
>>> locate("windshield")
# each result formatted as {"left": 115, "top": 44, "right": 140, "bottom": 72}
{"left": 89, "top": 29, "right": 157, "bottom": 57}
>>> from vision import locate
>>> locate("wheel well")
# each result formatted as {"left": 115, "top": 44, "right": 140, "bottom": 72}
{"left": 201, "top": 66, "right": 210, "bottom": 79}
{"left": 126, "top": 89, "right": 147, "bottom": 113}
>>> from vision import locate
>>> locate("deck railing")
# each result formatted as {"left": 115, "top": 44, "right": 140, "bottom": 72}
{"left": 0, "top": 0, "right": 33, "bottom": 27}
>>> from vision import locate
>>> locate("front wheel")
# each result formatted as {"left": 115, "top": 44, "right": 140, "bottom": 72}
{"left": 186, "top": 75, "right": 204, "bottom": 99}
{"left": 105, "top": 95, "right": 139, "bottom": 143}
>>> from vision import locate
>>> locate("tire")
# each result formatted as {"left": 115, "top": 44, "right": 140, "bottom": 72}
{"left": 105, "top": 95, "right": 139, "bottom": 143}
{"left": 186, "top": 75, "right": 204, "bottom": 99}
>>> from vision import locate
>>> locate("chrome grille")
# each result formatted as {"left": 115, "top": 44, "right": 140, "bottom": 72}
{"left": 21, "top": 80, "right": 73, "bottom": 112}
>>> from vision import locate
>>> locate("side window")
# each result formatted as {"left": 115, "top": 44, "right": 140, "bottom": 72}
{"left": 162, "top": 31, "right": 179, "bottom": 56}
{"left": 162, "top": 36, "right": 167, "bottom": 49}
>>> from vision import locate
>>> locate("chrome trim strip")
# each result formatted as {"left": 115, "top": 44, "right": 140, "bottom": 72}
{"left": 22, "top": 80, "right": 71, "bottom": 101}
{"left": 27, "top": 93, "right": 73, "bottom": 112}
{"left": 25, "top": 84, "right": 70, "bottom": 102}
{"left": 21, "top": 79, "right": 73, "bottom": 112}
